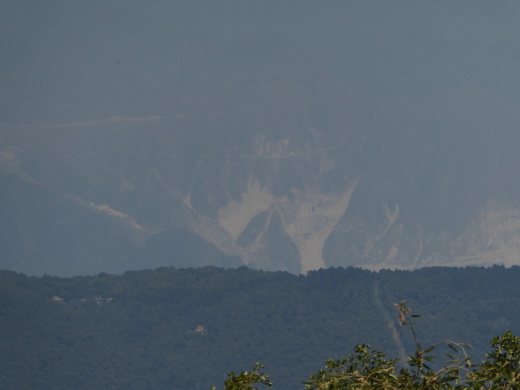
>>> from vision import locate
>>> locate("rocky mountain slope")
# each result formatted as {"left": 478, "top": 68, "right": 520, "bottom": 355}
{"left": 2, "top": 3, "right": 520, "bottom": 275}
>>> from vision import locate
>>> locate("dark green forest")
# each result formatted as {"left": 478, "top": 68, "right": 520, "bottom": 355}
{"left": 0, "top": 266, "right": 519, "bottom": 389}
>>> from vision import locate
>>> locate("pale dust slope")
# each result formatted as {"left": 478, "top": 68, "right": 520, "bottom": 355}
{"left": 213, "top": 178, "right": 360, "bottom": 272}
{"left": 280, "top": 178, "right": 360, "bottom": 272}
{"left": 438, "top": 207, "right": 520, "bottom": 268}
{"left": 217, "top": 179, "right": 279, "bottom": 241}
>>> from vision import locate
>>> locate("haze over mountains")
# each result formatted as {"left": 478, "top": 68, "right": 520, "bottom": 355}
{"left": 2, "top": 1, "right": 520, "bottom": 276}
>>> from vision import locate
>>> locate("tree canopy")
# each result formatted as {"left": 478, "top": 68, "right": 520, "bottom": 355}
{"left": 214, "top": 304, "right": 520, "bottom": 389}
{"left": 1, "top": 266, "right": 519, "bottom": 389}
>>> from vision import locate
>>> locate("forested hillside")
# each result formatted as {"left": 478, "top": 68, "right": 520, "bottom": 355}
{"left": 0, "top": 266, "right": 518, "bottom": 389}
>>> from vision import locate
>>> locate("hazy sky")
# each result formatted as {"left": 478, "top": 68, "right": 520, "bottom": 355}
{"left": 160, "top": 1, "right": 520, "bottom": 63}
{"left": 3, "top": 0, "right": 520, "bottom": 121}
{"left": 4, "top": 1, "right": 520, "bottom": 66}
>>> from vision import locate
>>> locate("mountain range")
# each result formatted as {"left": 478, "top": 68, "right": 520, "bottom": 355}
{"left": 2, "top": 2, "right": 520, "bottom": 276}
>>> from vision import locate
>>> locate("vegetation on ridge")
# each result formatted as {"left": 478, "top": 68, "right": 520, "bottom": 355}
{"left": 0, "top": 266, "right": 519, "bottom": 389}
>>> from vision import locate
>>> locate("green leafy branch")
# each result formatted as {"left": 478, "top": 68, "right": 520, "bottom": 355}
{"left": 211, "top": 362, "right": 272, "bottom": 390}
{"left": 212, "top": 303, "right": 519, "bottom": 389}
